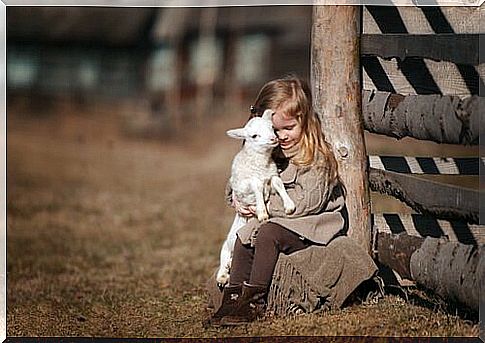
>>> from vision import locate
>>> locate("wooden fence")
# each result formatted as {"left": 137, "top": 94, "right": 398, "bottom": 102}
{"left": 274, "top": 5, "right": 484, "bottom": 314}
{"left": 361, "top": 5, "right": 483, "bottom": 311}
{"left": 361, "top": 5, "right": 483, "bottom": 244}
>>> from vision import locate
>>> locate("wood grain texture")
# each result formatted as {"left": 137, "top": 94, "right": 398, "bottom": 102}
{"left": 362, "top": 90, "right": 482, "bottom": 145}
{"left": 363, "top": 56, "right": 484, "bottom": 96}
{"left": 376, "top": 233, "right": 482, "bottom": 312}
{"left": 361, "top": 34, "right": 481, "bottom": 65}
{"left": 377, "top": 232, "right": 424, "bottom": 279}
{"left": 311, "top": 6, "right": 371, "bottom": 253}
{"left": 363, "top": 6, "right": 482, "bottom": 34}
{"left": 410, "top": 237, "right": 483, "bottom": 312}
{"left": 369, "top": 168, "right": 480, "bottom": 224}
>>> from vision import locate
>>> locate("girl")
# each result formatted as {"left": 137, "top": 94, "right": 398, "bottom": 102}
{"left": 208, "top": 76, "right": 374, "bottom": 326}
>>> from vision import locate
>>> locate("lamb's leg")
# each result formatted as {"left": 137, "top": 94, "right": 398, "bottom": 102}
{"left": 216, "top": 213, "right": 248, "bottom": 286}
{"left": 251, "top": 179, "right": 269, "bottom": 222}
{"left": 271, "top": 176, "right": 296, "bottom": 214}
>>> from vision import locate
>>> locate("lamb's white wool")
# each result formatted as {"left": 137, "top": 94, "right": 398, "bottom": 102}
{"left": 216, "top": 109, "right": 296, "bottom": 286}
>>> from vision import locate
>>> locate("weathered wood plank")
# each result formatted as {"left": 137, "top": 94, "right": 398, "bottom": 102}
{"left": 363, "top": 6, "right": 482, "bottom": 34}
{"left": 312, "top": 6, "right": 371, "bottom": 253}
{"left": 373, "top": 213, "right": 485, "bottom": 245}
{"left": 363, "top": 56, "right": 484, "bottom": 96}
{"left": 369, "top": 168, "right": 480, "bottom": 224}
{"left": 369, "top": 155, "right": 483, "bottom": 175}
{"left": 410, "top": 237, "right": 483, "bottom": 312}
{"left": 362, "top": 90, "right": 482, "bottom": 145}
{"left": 377, "top": 231, "right": 425, "bottom": 279}
{"left": 361, "top": 34, "right": 481, "bottom": 66}
{"left": 376, "top": 232, "right": 483, "bottom": 312}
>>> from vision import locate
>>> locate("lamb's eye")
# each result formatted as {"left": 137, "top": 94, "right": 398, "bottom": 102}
{"left": 251, "top": 134, "right": 258, "bottom": 139}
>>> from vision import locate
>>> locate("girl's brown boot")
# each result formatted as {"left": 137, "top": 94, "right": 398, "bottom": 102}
{"left": 219, "top": 282, "right": 267, "bottom": 326}
{"left": 205, "top": 284, "right": 242, "bottom": 327}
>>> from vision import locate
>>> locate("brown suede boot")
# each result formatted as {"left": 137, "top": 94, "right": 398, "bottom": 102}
{"left": 219, "top": 282, "right": 268, "bottom": 326}
{"left": 205, "top": 284, "right": 242, "bottom": 327}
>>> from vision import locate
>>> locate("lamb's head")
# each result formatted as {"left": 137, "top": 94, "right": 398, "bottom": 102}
{"left": 226, "top": 109, "right": 278, "bottom": 152}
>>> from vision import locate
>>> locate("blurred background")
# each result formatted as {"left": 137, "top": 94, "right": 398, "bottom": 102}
{"left": 7, "top": 6, "right": 312, "bottom": 137}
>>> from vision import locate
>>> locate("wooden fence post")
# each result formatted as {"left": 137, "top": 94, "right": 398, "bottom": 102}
{"left": 311, "top": 6, "right": 371, "bottom": 254}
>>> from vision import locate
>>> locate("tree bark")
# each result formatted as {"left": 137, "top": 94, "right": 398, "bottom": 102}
{"left": 362, "top": 91, "right": 481, "bottom": 145}
{"left": 410, "top": 237, "right": 483, "bottom": 313}
{"left": 311, "top": 6, "right": 370, "bottom": 253}
{"left": 377, "top": 232, "right": 425, "bottom": 280}
{"left": 369, "top": 168, "right": 480, "bottom": 224}
{"left": 376, "top": 232, "right": 483, "bottom": 312}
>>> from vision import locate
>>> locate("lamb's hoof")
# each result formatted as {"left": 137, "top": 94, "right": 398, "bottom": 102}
{"left": 285, "top": 204, "right": 296, "bottom": 214}
{"left": 216, "top": 273, "right": 229, "bottom": 287}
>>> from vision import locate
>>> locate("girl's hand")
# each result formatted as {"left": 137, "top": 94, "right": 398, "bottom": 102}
{"left": 232, "top": 194, "right": 256, "bottom": 217}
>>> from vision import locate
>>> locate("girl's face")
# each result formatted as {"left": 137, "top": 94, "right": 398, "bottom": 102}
{"left": 272, "top": 110, "right": 303, "bottom": 150}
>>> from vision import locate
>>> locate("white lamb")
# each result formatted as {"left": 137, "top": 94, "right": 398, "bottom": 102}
{"left": 216, "top": 109, "right": 296, "bottom": 287}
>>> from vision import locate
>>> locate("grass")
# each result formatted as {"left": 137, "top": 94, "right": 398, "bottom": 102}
{"left": 6, "top": 110, "right": 479, "bottom": 338}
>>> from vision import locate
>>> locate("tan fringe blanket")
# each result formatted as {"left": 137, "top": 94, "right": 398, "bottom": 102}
{"left": 206, "top": 236, "right": 378, "bottom": 316}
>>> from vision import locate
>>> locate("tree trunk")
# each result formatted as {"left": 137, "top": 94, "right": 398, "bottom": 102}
{"left": 311, "top": 6, "right": 370, "bottom": 253}
{"left": 223, "top": 7, "right": 243, "bottom": 112}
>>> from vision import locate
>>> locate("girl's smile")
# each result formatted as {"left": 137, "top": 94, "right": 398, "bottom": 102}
{"left": 271, "top": 111, "right": 302, "bottom": 150}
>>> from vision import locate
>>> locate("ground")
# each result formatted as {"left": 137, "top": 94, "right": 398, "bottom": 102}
{"left": 6, "top": 108, "right": 479, "bottom": 338}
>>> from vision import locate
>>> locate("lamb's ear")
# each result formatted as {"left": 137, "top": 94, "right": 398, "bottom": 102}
{"left": 226, "top": 128, "right": 247, "bottom": 140}
{"left": 262, "top": 109, "right": 274, "bottom": 121}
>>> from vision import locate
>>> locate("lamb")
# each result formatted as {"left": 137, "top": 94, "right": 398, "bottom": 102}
{"left": 216, "top": 109, "right": 296, "bottom": 287}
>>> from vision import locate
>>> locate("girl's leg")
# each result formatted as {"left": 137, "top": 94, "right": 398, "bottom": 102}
{"left": 219, "top": 223, "right": 310, "bottom": 326}
{"left": 249, "top": 222, "right": 310, "bottom": 287}
{"left": 228, "top": 236, "right": 254, "bottom": 286}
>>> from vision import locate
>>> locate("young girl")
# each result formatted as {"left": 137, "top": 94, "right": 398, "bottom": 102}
{"left": 208, "top": 76, "right": 370, "bottom": 326}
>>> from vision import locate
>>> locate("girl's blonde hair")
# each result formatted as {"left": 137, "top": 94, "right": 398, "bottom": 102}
{"left": 251, "top": 76, "right": 339, "bottom": 185}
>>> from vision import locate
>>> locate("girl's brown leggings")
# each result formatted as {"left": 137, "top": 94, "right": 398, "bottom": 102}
{"left": 229, "top": 222, "right": 311, "bottom": 287}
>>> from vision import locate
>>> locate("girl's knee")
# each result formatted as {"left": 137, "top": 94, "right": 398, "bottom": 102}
{"left": 255, "top": 223, "right": 282, "bottom": 245}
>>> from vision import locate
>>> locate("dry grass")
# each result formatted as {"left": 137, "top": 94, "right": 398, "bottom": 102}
{"left": 6, "top": 109, "right": 479, "bottom": 338}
